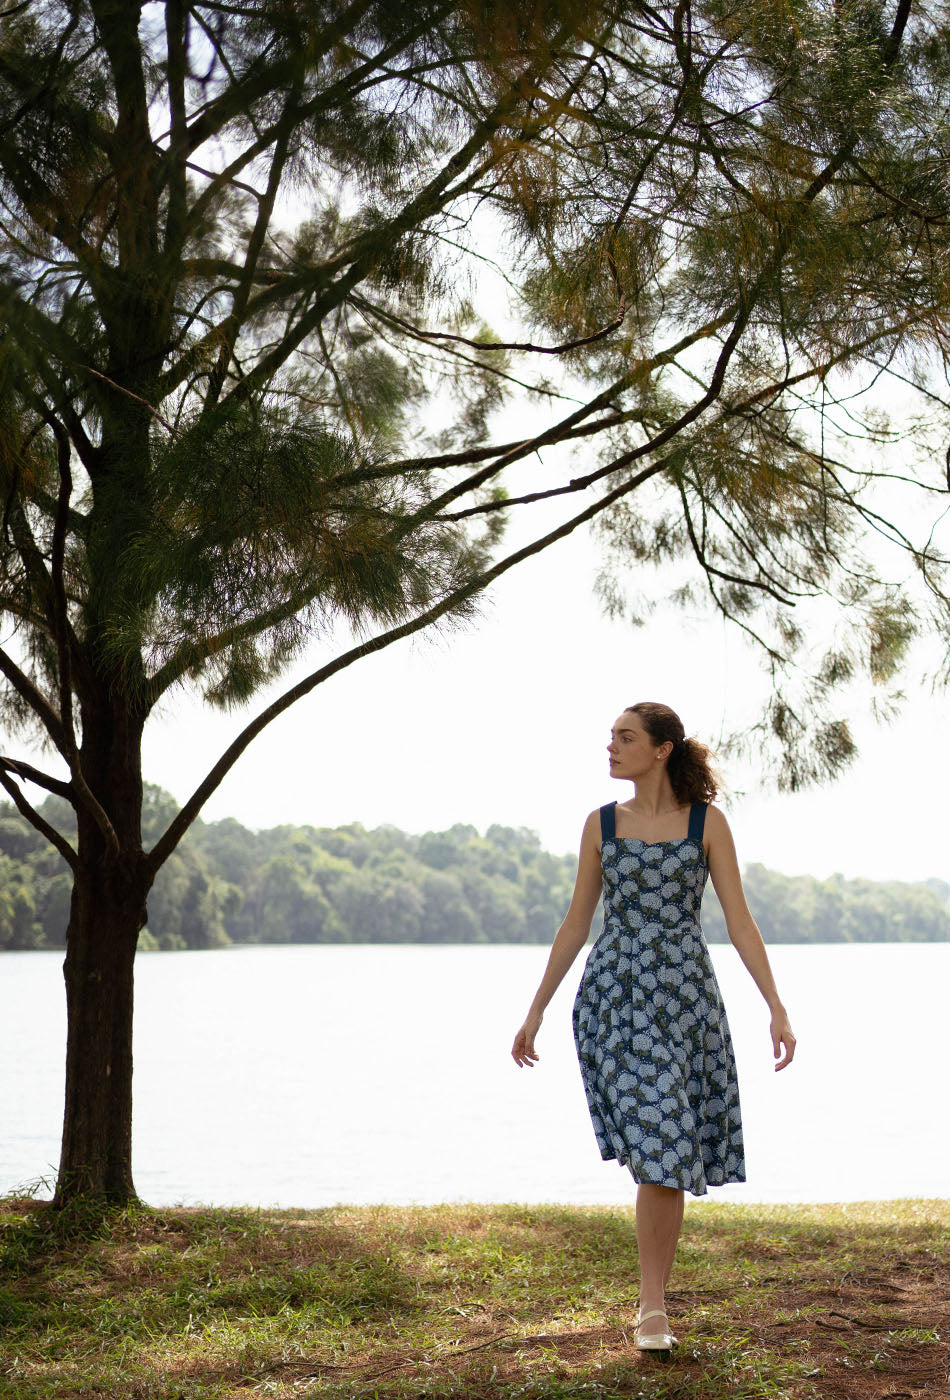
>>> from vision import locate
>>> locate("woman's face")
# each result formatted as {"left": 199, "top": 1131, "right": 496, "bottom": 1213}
{"left": 607, "top": 710, "right": 667, "bottom": 780}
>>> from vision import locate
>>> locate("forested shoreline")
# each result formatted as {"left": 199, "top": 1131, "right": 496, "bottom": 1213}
{"left": 1, "top": 787, "right": 947, "bottom": 950}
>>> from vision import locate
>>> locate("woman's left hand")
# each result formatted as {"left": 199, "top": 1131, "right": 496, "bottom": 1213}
{"left": 770, "top": 1009, "right": 796, "bottom": 1070}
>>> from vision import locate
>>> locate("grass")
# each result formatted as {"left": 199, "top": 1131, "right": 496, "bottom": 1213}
{"left": 0, "top": 1194, "right": 947, "bottom": 1399}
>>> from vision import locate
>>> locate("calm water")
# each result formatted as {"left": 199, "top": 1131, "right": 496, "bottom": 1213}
{"left": 2, "top": 943, "right": 947, "bottom": 1207}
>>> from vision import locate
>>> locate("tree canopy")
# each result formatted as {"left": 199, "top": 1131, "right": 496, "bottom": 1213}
{"left": 1, "top": 0, "right": 949, "bottom": 821}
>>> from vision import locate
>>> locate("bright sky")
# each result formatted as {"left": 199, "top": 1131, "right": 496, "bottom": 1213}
{"left": 127, "top": 194, "right": 950, "bottom": 886}
{"left": 6, "top": 353, "right": 947, "bottom": 883}
{"left": 7, "top": 172, "right": 950, "bottom": 888}
{"left": 134, "top": 469, "right": 949, "bottom": 884}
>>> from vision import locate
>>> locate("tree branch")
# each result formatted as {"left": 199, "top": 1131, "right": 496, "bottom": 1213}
{"left": 143, "top": 581, "right": 335, "bottom": 707}
{"left": 0, "top": 643, "right": 67, "bottom": 752}
{"left": 405, "top": 311, "right": 739, "bottom": 527}
{"left": 0, "top": 767, "right": 77, "bottom": 870}
{"left": 329, "top": 409, "right": 647, "bottom": 488}
{"left": 174, "top": 0, "right": 378, "bottom": 164}
{"left": 202, "top": 84, "right": 300, "bottom": 413}
{"left": 0, "top": 755, "right": 73, "bottom": 800}
{"left": 215, "top": 34, "right": 586, "bottom": 412}
{"left": 675, "top": 475, "right": 798, "bottom": 606}
{"left": 173, "top": 0, "right": 435, "bottom": 241}
{"left": 162, "top": 0, "right": 189, "bottom": 257}
{"left": 146, "top": 446, "right": 678, "bottom": 876}
{"left": 439, "top": 312, "right": 935, "bottom": 523}
{"left": 42, "top": 413, "right": 120, "bottom": 857}
{"left": 348, "top": 290, "right": 627, "bottom": 356}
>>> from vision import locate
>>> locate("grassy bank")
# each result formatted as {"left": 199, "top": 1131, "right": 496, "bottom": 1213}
{"left": 0, "top": 1196, "right": 947, "bottom": 1399}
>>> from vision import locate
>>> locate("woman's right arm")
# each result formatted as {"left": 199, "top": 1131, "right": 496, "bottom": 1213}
{"left": 511, "top": 809, "right": 604, "bottom": 1067}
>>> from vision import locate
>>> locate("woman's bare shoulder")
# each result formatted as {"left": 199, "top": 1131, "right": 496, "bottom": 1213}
{"left": 704, "top": 804, "right": 734, "bottom": 839}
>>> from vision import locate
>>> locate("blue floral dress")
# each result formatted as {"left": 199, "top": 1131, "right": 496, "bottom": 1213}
{"left": 571, "top": 801, "right": 745, "bottom": 1195}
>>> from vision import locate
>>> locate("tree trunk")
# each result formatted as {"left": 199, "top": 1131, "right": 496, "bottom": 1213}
{"left": 54, "top": 706, "right": 150, "bottom": 1208}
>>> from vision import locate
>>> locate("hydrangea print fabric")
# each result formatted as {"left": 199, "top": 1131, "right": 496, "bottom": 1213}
{"left": 571, "top": 801, "right": 745, "bottom": 1196}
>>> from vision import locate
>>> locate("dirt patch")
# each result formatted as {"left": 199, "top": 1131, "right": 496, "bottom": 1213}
{"left": 258, "top": 1263, "right": 949, "bottom": 1398}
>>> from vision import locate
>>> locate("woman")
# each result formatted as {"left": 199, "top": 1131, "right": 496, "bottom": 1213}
{"left": 511, "top": 701, "right": 796, "bottom": 1352}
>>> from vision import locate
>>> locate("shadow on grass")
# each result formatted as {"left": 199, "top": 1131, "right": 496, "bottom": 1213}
{"left": 0, "top": 1195, "right": 424, "bottom": 1333}
{"left": 0, "top": 1198, "right": 947, "bottom": 1399}
{"left": 0, "top": 1186, "right": 147, "bottom": 1272}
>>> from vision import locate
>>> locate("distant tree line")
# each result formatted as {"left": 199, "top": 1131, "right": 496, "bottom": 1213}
{"left": 700, "top": 866, "right": 950, "bottom": 945}
{"left": 0, "top": 787, "right": 946, "bottom": 950}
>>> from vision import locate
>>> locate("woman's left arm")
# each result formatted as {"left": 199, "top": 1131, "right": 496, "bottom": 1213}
{"left": 705, "top": 806, "right": 797, "bottom": 1071}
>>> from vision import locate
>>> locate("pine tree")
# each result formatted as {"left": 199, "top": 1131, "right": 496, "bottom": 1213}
{"left": 0, "top": 0, "right": 947, "bottom": 1203}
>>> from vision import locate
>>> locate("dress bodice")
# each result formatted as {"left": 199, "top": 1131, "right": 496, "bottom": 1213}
{"left": 600, "top": 801, "right": 708, "bottom": 929}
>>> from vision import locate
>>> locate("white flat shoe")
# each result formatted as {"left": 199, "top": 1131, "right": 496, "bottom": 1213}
{"left": 635, "top": 1308, "right": 677, "bottom": 1350}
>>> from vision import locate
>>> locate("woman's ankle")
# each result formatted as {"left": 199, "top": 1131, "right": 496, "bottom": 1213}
{"left": 638, "top": 1294, "right": 666, "bottom": 1315}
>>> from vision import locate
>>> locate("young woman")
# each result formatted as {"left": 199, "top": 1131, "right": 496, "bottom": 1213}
{"left": 511, "top": 701, "right": 796, "bottom": 1352}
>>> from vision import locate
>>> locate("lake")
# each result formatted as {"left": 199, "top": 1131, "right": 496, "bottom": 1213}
{"left": 2, "top": 943, "right": 947, "bottom": 1208}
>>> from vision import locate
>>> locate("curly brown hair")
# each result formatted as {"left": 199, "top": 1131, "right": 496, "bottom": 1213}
{"left": 626, "top": 701, "right": 720, "bottom": 805}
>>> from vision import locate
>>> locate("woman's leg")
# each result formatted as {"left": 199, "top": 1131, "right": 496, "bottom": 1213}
{"left": 663, "top": 1189, "right": 684, "bottom": 1287}
{"left": 635, "top": 1183, "right": 684, "bottom": 1333}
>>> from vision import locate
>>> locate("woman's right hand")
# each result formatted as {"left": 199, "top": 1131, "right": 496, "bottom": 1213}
{"left": 511, "top": 1012, "right": 542, "bottom": 1067}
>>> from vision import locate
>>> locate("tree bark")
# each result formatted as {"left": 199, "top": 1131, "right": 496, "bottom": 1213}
{"left": 54, "top": 704, "right": 150, "bottom": 1207}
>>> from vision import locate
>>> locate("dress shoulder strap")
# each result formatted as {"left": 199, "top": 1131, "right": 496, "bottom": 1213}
{"left": 599, "top": 802, "right": 616, "bottom": 842}
{"left": 687, "top": 802, "right": 708, "bottom": 842}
